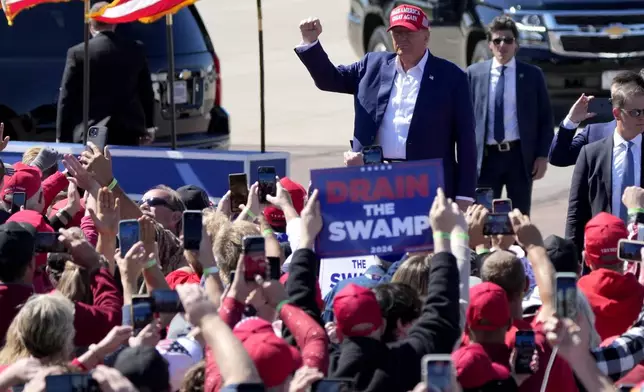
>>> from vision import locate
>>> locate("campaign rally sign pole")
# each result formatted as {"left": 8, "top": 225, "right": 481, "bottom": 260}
{"left": 310, "top": 159, "right": 444, "bottom": 259}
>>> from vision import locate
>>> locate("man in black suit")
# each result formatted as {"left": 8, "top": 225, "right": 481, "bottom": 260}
{"left": 56, "top": 2, "right": 155, "bottom": 146}
{"left": 566, "top": 71, "right": 644, "bottom": 254}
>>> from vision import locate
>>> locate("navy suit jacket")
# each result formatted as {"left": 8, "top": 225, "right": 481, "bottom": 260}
{"left": 465, "top": 60, "right": 554, "bottom": 176}
{"left": 548, "top": 120, "right": 616, "bottom": 167}
{"left": 295, "top": 42, "right": 477, "bottom": 199}
{"left": 565, "top": 136, "right": 644, "bottom": 254}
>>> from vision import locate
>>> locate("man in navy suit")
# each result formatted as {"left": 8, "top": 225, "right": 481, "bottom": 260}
{"left": 549, "top": 94, "right": 617, "bottom": 167}
{"left": 566, "top": 71, "right": 644, "bottom": 255}
{"left": 466, "top": 16, "right": 553, "bottom": 215}
{"left": 295, "top": 5, "right": 477, "bottom": 209}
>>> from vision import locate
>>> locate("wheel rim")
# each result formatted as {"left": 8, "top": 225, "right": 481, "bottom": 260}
{"left": 372, "top": 42, "right": 388, "bottom": 52}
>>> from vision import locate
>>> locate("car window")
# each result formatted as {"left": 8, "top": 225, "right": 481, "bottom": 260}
{"left": 0, "top": 3, "right": 208, "bottom": 57}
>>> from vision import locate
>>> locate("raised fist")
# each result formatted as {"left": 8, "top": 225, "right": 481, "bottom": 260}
{"left": 299, "top": 17, "right": 322, "bottom": 45}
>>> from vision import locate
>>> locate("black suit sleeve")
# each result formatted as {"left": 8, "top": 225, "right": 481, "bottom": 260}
{"left": 535, "top": 68, "right": 554, "bottom": 158}
{"left": 137, "top": 49, "right": 155, "bottom": 129}
{"left": 565, "top": 146, "right": 591, "bottom": 255}
{"left": 56, "top": 47, "right": 81, "bottom": 142}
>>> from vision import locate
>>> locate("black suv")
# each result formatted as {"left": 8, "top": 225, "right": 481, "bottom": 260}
{"left": 348, "top": 0, "right": 644, "bottom": 118}
{"left": 0, "top": 3, "right": 229, "bottom": 149}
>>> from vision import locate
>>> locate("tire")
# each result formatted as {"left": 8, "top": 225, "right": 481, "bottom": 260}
{"left": 471, "top": 40, "right": 492, "bottom": 64}
{"left": 367, "top": 26, "right": 393, "bottom": 53}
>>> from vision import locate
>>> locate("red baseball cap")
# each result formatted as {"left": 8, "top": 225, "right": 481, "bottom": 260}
{"left": 333, "top": 283, "right": 383, "bottom": 341}
{"left": 584, "top": 212, "right": 628, "bottom": 267}
{"left": 466, "top": 282, "right": 511, "bottom": 331}
{"left": 388, "top": 4, "right": 430, "bottom": 32}
{"left": 452, "top": 343, "right": 511, "bottom": 388}
{"left": 8, "top": 210, "right": 54, "bottom": 268}
{"left": 1, "top": 163, "right": 42, "bottom": 204}
{"left": 263, "top": 177, "right": 306, "bottom": 228}
{"left": 233, "top": 318, "right": 302, "bottom": 387}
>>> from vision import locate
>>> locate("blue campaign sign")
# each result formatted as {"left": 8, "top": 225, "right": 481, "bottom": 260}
{"left": 1, "top": 142, "right": 289, "bottom": 203}
{"left": 310, "top": 159, "right": 444, "bottom": 258}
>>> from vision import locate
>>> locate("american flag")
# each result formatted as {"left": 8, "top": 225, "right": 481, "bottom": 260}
{"left": 89, "top": 0, "right": 196, "bottom": 24}
{"left": 1, "top": 0, "right": 68, "bottom": 25}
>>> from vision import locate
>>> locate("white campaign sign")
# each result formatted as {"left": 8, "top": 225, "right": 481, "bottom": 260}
{"left": 319, "top": 255, "right": 379, "bottom": 298}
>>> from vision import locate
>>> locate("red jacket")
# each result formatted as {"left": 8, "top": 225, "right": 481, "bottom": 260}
{"left": 71, "top": 268, "right": 123, "bottom": 347}
{"left": 0, "top": 284, "right": 35, "bottom": 342}
{"left": 578, "top": 269, "right": 644, "bottom": 341}
{"left": 508, "top": 319, "right": 579, "bottom": 392}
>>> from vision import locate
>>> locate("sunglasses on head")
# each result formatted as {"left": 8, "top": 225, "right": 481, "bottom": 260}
{"left": 492, "top": 37, "right": 515, "bottom": 45}
{"left": 139, "top": 197, "right": 175, "bottom": 210}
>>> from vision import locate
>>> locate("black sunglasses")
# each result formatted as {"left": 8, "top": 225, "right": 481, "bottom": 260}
{"left": 492, "top": 37, "right": 515, "bottom": 45}
{"left": 139, "top": 197, "right": 176, "bottom": 210}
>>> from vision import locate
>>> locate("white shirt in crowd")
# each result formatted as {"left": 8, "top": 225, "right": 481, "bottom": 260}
{"left": 376, "top": 49, "right": 428, "bottom": 160}
{"left": 612, "top": 131, "right": 642, "bottom": 217}
{"left": 486, "top": 57, "right": 520, "bottom": 145}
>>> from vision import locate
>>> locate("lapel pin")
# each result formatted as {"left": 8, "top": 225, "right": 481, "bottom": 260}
{"left": 429, "top": 75, "right": 434, "bottom": 80}
{"left": 519, "top": 73, "right": 524, "bottom": 78}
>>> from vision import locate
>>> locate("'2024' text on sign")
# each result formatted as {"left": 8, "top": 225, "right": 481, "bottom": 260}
{"left": 310, "top": 159, "right": 444, "bottom": 258}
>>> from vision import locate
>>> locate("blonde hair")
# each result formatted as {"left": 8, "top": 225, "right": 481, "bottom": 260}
{"left": 213, "top": 220, "right": 260, "bottom": 285}
{"left": 392, "top": 254, "right": 433, "bottom": 297}
{"left": 56, "top": 262, "right": 93, "bottom": 305}
{"left": 21, "top": 147, "right": 42, "bottom": 165}
{"left": 0, "top": 293, "right": 75, "bottom": 365}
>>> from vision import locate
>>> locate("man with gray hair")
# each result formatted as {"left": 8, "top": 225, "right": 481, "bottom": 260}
{"left": 566, "top": 71, "right": 644, "bottom": 253}
{"left": 56, "top": 1, "right": 155, "bottom": 146}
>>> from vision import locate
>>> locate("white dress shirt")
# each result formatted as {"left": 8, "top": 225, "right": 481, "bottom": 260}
{"left": 612, "top": 131, "right": 642, "bottom": 217}
{"left": 376, "top": 50, "right": 428, "bottom": 160}
{"left": 486, "top": 57, "right": 520, "bottom": 144}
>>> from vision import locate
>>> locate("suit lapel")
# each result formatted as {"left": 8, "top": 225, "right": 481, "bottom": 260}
{"left": 515, "top": 62, "right": 527, "bottom": 141}
{"left": 408, "top": 52, "right": 435, "bottom": 134}
{"left": 640, "top": 140, "right": 644, "bottom": 186}
{"left": 375, "top": 57, "right": 397, "bottom": 125}
{"left": 482, "top": 61, "right": 491, "bottom": 139}
{"left": 601, "top": 137, "right": 614, "bottom": 212}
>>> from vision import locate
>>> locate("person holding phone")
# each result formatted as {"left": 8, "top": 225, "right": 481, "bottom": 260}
{"left": 0, "top": 163, "right": 44, "bottom": 217}
{"left": 576, "top": 213, "right": 644, "bottom": 341}
{"left": 296, "top": 5, "right": 477, "bottom": 209}
{"left": 467, "top": 16, "right": 553, "bottom": 215}
{"left": 566, "top": 72, "right": 644, "bottom": 251}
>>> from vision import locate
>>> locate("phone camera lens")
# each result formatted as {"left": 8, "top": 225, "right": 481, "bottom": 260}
{"left": 88, "top": 128, "right": 98, "bottom": 137}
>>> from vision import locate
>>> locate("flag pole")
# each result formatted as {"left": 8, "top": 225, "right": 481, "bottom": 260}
{"left": 256, "top": 0, "right": 265, "bottom": 153}
{"left": 166, "top": 13, "right": 177, "bottom": 150}
{"left": 82, "top": 0, "right": 90, "bottom": 139}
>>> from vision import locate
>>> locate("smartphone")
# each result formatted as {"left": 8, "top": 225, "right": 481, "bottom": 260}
{"left": 229, "top": 271, "right": 236, "bottom": 284}
{"left": 257, "top": 166, "right": 277, "bottom": 203}
{"left": 618, "top": 239, "right": 644, "bottom": 262}
{"left": 311, "top": 378, "right": 356, "bottom": 392}
{"left": 267, "top": 256, "right": 281, "bottom": 280}
{"left": 482, "top": 213, "right": 514, "bottom": 235}
{"left": 587, "top": 97, "right": 613, "bottom": 117}
{"left": 493, "top": 198, "right": 513, "bottom": 214}
{"left": 475, "top": 188, "right": 494, "bottom": 211}
{"left": 11, "top": 191, "right": 26, "bottom": 214}
{"left": 514, "top": 330, "right": 536, "bottom": 374}
{"left": 617, "top": 385, "right": 636, "bottom": 392}
{"left": 362, "top": 145, "right": 383, "bottom": 165}
{"left": 151, "top": 289, "right": 184, "bottom": 313}
{"left": 45, "top": 374, "right": 100, "bottom": 392}
{"left": 86, "top": 125, "right": 108, "bottom": 151}
{"left": 242, "top": 235, "right": 267, "bottom": 281}
{"left": 35, "top": 232, "right": 66, "bottom": 253}
{"left": 229, "top": 173, "right": 249, "bottom": 215}
{"left": 118, "top": 219, "right": 140, "bottom": 257}
{"left": 349, "top": 140, "right": 354, "bottom": 149}
{"left": 131, "top": 296, "right": 154, "bottom": 332}
{"left": 183, "top": 210, "right": 203, "bottom": 251}
{"left": 307, "top": 181, "right": 315, "bottom": 200}
{"left": 421, "top": 354, "right": 453, "bottom": 392}
{"left": 555, "top": 272, "right": 578, "bottom": 319}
